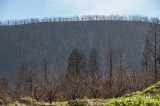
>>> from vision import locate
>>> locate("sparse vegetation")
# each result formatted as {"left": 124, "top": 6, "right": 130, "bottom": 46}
{"left": 67, "top": 82, "right": 160, "bottom": 106}
{"left": 5, "top": 82, "right": 160, "bottom": 106}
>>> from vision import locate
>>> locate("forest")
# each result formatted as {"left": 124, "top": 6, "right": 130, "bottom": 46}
{"left": 0, "top": 15, "right": 160, "bottom": 105}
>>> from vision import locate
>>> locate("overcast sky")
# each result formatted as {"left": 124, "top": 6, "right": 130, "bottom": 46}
{"left": 0, "top": 0, "right": 160, "bottom": 21}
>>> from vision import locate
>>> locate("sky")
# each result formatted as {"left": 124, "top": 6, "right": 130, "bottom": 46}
{"left": 0, "top": 0, "right": 160, "bottom": 21}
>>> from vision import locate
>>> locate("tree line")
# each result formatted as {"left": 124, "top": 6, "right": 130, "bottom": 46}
{"left": 0, "top": 48, "right": 143, "bottom": 103}
{"left": 0, "top": 15, "right": 158, "bottom": 26}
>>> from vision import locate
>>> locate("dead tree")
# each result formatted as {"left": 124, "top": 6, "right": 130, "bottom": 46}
{"left": 0, "top": 75, "right": 9, "bottom": 99}
{"left": 65, "top": 48, "right": 86, "bottom": 100}
{"left": 89, "top": 48, "right": 101, "bottom": 79}
{"left": 119, "top": 51, "right": 123, "bottom": 90}
{"left": 16, "top": 64, "right": 37, "bottom": 98}
{"left": 88, "top": 48, "right": 102, "bottom": 98}
{"left": 141, "top": 35, "right": 155, "bottom": 84}
{"left": 44, "top": 73, "right": 61, "bottom": 103}
{"left": 153, "top": 18, "right": 160, "bottom": 81}
{"left": 109, "top": 48, "right": 113, "bottom": 89}
{"left": 142, "top": 18, "right": 160, "bottom": 82}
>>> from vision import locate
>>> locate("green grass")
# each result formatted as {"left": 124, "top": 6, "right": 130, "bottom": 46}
{"left": 68, "top": 82, "right": 160, "bottom": 106}
{"left": 8, "top": 82, "right": 160, "bottom": 106}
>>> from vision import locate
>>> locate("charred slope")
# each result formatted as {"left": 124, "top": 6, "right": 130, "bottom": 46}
{"left": 0, "top": 21, "right": 149, "bottom": 80}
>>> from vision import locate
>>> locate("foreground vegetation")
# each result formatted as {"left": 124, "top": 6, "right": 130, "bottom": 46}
{"left": 7, "top": 81, "right": 160, "bottom": 106}
{"left": 69, "top": 82, "right": 160, "bottom": 106}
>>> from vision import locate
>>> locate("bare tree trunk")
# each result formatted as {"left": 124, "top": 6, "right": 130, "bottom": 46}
{"left": 44, "top": 59, "right": 48, "bottom": 81}
{"left": 119, "top": 53, "right": 123, "bottom": 89}
{"left": 154, "top": 22, "right": 158, "bottom": 82}
{"left": 109, "top": 48, "right": 113, "bottom": 89}
{"left": 29, "top": 70, "right": 33, "bottom": 96}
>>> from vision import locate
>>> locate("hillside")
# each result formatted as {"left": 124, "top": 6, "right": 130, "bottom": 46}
{"left": 0, "top": 20, "right": 149, "bottom": 79}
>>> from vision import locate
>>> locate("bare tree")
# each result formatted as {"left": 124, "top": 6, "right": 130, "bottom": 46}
{"left": 142, "top": 18, "right": 160, "bottom": 82}
{"left": 108, "top": 48, "right": 113, "bottom": 89}
{"left": 152, "top": 18, "right": 160, "bottom": 81}
{"left": 43, "top": 72, "right": 61, "bottom": 103}
{"left": 65, "top": 48, "right": 86, "bottom": 100}
{"left": 0, "top": 75, "right": 9, "bottom": 98}
{"left": 16, "top": 64, "right": 37, "bottom": 98}
{"left": 88, "top": 48, "right": 102, "bottom": 98}
{"left": 141, "top": 35, "right": 155, "bottom": 84}
{"left": 89, "top": 48, "right": 101, "bottom": 78}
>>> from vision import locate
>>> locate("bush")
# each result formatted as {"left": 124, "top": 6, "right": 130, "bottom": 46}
{"left": 68, "top": 99, "right": 88, "bottom": 106}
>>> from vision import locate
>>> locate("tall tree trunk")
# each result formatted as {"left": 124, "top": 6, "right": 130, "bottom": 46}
{"left": 154, "top": 22, "right": 158, "bottom": 82}
{"left": 120, "top": 53, "right": 123, "bottom": 89}
{"left": 109, "top": 48, "right": 113, "bottom": 89}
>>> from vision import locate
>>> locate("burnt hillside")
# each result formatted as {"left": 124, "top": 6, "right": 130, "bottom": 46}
{"left": 0, "top": 20, "right": 150, "bottom": 80}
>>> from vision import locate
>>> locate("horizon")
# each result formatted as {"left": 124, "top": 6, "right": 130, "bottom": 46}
{"left": 0, "top": 15, "right": 158, "bottom": 26}
{"left": 0, "top": 0, "right": 160, "bottom": 21}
